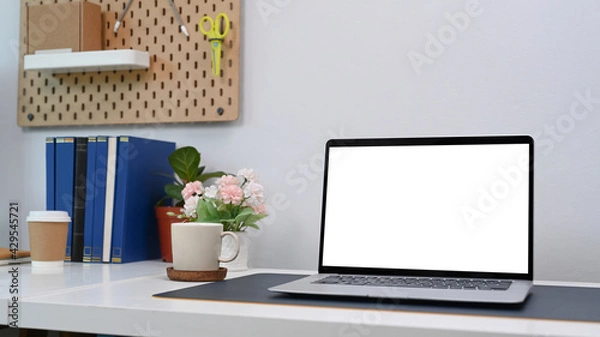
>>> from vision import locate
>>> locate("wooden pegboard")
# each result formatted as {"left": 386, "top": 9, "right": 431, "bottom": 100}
{"left": 17, "top": 0, "right": 240, "bottom": 127}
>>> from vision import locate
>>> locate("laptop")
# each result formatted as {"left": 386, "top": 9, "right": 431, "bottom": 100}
{"left": 269, "top": 135, "right": 534, "bottom": 304}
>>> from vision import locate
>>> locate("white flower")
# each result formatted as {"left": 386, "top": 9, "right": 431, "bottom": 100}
{"left": 243, "top": 181, "right": 264, "bottom": 200}
{"left": 203, "top": 185, "right": 219, "bottom": 199}
{"left": 183, "top": 195, "right": 200, "bottom": 218}
{"left": 243, "top": 181, "right": 265, "bottom": 207}
{"left": 237, "top": 168, "right": 259, "bottom": 183}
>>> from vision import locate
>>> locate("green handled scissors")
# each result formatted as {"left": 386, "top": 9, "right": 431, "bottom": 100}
{"left": 200, "top": 13, "right": 230, "bottom": 76}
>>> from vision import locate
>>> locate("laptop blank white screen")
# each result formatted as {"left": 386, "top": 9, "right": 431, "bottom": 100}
{"left": 322, "top": 143, "right": 530, "bottom": 274}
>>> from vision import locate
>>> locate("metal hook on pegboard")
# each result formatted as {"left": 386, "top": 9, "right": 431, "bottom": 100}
{"left": 114, "top": 0, "right": 190, "bottom": 37}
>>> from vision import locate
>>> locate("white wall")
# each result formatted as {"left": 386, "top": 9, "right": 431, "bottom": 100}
{"left": 0, "top": 0, "right": 26, "bottom": 255}
{"left": 2, "top": 0, "right": 600, "bottom": 282}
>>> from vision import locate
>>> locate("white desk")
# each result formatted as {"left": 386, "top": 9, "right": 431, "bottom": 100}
{"left": 2, "top": 261, "right": 600, "bottom": 337}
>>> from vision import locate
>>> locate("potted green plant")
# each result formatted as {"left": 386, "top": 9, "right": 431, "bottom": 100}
{"left": 155, "top": 146, "right": 225, "bottom": 262}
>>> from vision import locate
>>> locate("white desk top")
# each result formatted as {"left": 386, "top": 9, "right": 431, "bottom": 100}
{"left": 2, "top": 261, "right": 600, "bottom": 337}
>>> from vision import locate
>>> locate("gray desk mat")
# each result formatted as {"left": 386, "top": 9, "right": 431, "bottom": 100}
{"left": 154, "top": 273, "right": 600, "bottom": 323}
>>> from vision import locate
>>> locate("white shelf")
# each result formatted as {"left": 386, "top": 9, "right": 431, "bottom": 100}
{"left": 23, "top": 49, "right": 150, "bottom": 73}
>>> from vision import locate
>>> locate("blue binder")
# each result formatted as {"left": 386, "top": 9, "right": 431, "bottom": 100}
{"left": 83, "top": 137, "right": 97, "bottom": 263}
{"left": 54, "top": 137, "right": 76, "bottom": 260}
{"left": 110, "top": 136, "right": 175, "bottom": 263}
{"left": 45, "top": 137, "right": 56, "bottom": 210}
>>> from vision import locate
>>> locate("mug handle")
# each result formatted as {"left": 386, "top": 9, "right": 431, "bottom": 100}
{"left": 218, "top": 231, "right": 240, "bottom": 263}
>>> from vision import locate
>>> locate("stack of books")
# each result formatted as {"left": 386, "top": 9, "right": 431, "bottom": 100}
{"left": 46, "top": 136, "right": 175, "bottom": 263}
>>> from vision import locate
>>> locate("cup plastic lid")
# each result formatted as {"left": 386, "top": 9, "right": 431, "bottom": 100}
{"left": 27, "top": 210, "right": 71, "bottom": 222}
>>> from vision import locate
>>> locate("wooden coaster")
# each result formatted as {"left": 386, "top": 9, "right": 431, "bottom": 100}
{"left": 166, "top": 267, "right": 228, "bottom": 282}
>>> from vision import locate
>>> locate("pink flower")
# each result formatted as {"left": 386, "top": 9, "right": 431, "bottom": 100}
{"left": 220, "top": 184, "right": 244, "bottom": 205}
{"left": 251, "top": 203, "right": 267, "bottom": 215}
{"left": 217, "top": 175, "right": 240, "bottom": 188}
{"left": 181, "top": 181, "right": 203, "bottom": 200}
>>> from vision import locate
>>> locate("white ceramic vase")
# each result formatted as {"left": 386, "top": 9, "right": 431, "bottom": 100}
{"left": 220, "top": 231, "right": 249, "bottom": 271}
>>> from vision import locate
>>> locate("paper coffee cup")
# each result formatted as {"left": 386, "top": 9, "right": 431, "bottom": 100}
{"left": 27, "top": 211, "right": 71, "bottom": 267}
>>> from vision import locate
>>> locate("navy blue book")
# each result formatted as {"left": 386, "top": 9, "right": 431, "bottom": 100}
{"left": 71, "top": 137, "right": 89, "bottom": 262}
{"left": 110, "top": 136, "right": 175, "bottom": 263}
{"left": 45, "top": 137, "right": 56, "bottom": 210}
{"left": 55, "top": 137, "right": 76, "bottom": 261}
{"left": 91, "top": 136, "right": 109, "bottom": 263}
{"left": 83, "top": 137, "right": 97, "bottom": 263}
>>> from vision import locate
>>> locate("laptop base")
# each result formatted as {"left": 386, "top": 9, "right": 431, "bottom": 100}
{"left": 269, "top": 274, "right": 532, "bottom": 304}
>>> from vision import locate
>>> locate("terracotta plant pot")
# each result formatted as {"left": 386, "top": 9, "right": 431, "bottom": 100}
{"left": 155, "top": 206, "right": 183, "bottom": 262}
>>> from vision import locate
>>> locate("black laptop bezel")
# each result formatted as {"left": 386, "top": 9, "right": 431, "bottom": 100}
{"left": 317, "top": 135, "right": 534, "bottom": 281}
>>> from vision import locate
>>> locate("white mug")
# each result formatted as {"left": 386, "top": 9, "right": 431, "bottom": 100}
{"left": 171, "top": 222, "right": 240, "bottom": 271}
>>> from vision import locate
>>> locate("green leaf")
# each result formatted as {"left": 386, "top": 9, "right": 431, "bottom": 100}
{"left": 205, "top": 200, "right": 220, "bottom": 219}
{"left": 197, "top": 166, "right": 206, "bottom": 176}
{"left": 234, "top": 208, "right": 253, "bottom": 225}
{"left": 195, "top": 200, "right": 217, "bottom": 223}
{"left": 244, "top": 214, "right": 267, "bottom": 225}
{"left": 216, "top": 203, "right": 229, "bottom": 212}
{"left": 168, "top": 146, "right": 200, "bottom": 183}
{"left": 197, "top": 171, "right": 227, "bottom": 182}
{"left": 195, "top": 200, "right": 207, "bottom": 219}
{"left": 155, "top": 196, "right": 167, "bottom": 207}
{"left": 221, "top": 221, "right": 235, "bottom": 232}
{"left": 164, "top": 184, "right": 183, "bottom": 201}
{"left": 244, "top": 223, "right": 260, "bottom": 230}
{"left": 153, "top": 172, "right": 177, "bottom": 181}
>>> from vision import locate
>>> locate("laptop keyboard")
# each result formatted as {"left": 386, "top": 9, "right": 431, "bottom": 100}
{"left": 313, "top": 275, "right": 512, "bottom": 291}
